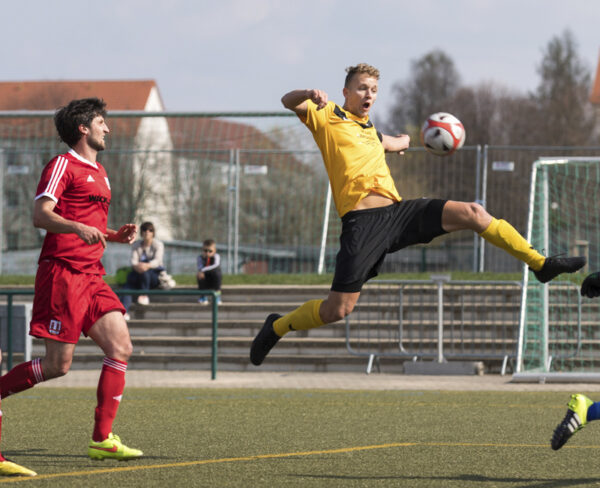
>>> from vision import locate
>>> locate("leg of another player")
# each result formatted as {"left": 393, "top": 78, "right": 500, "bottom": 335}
{"left": 87, "top": 311, "right": 142, "bottom": 460}
{"left": 551, "top": 394, "right": 600, "bottom": 450}
{"left": 0, "top": 341, "right": 74, "bottom": 401}
{"left": 0, "top": 349, "right": 37, "bottom": 477}
{"left": 441, "top": 200, "right": 585, "bottom": 282}
{"left": 250, "top": 291, "right": 360, "bottom": 366}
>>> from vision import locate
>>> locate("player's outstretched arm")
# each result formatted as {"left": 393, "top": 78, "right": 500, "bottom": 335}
{"left": 281, "top": 89, "right": 328, "bottom": 117}
{"left": 107, "top": 224, "right": 138, "bottom": 244}
{"left": 581, "top": 271, "right": 600, "bottom": 298}
{"left": 381, "top": 134, "right": 411, "bottom": 154}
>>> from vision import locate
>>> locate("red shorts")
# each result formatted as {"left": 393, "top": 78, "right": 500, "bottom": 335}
{"left": 30, "top": 259, "right": 125, "bottom": 343}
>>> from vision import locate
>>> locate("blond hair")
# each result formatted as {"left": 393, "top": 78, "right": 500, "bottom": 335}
{"left": 344, "top": 63, "right": 380, "bottom": 87}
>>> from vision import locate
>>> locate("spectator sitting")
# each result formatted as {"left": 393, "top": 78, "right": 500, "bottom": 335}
{"left": 121, "top": 221, "right": 165, "bottom": 315}
{"left": 197, "top": 239, "right": 222, "bottom": 305}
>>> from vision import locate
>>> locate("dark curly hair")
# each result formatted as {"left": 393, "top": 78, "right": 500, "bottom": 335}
{"left": 54, "top": 98, "right": 107, "bottom": 147}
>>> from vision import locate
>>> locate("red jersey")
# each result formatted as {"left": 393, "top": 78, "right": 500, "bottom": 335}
{"left": 35, "top": 149, "right": 111, "bottom": 274}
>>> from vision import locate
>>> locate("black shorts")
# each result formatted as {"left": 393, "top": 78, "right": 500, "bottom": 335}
{"left": 331, "top": 198, "right": 448, "bottom": 293}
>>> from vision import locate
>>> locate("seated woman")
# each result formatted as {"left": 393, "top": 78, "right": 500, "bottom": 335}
{"left": 120, "top": 221, "right": 165, "bottom": 317}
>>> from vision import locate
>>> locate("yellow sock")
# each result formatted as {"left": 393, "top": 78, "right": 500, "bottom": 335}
{"left": 479, "top": 218, "right": 545, "bottom": 271}
{"left": 273, "top": 299, "right": 325, "bottom": 337}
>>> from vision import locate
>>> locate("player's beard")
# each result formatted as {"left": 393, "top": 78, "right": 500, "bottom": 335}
{"left": 88, "top": 135, "right": 105, "bottom": 152}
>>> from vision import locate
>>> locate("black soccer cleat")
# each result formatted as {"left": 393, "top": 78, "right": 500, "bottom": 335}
{"left": 250, "top": 313, "right": 282, "bottom": 366}
{"left": 552, "top": 410, "right": 582, "bottom": 450}
{"left": 551, "top": 394, "right": 592, "bottom": 450}
{"left": 532, "top": 255, "right": 586, "bottom": 284}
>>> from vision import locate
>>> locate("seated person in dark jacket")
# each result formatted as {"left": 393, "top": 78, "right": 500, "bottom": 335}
{"left": 197, "top": 239, "right": 222, "bottom": 305}
{"left": 121, "top": 221, "right": 165, "bottom": 316}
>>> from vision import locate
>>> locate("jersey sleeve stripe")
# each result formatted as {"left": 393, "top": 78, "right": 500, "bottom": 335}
{"left": 45, "top": 156, "right": 69, "bottom": 197}
{"left": 34, "top": 192, "right": 59, "bottom": 203}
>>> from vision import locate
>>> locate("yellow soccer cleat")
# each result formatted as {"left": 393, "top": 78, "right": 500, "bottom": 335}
{"left": 0, "top": 459, "right": 37, "bottom": 476}
{"left": 551, "top": 393, "right": 594, "bottom": 450}
{"left": 88, "top": 433, "right": 143, "bottom": 461}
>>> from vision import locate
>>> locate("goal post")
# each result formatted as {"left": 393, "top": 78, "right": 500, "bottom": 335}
{"left": 514, "top": 157, "right": 600, "bottom": 382}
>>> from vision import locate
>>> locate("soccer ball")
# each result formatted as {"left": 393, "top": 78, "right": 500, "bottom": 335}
{"left": 420, "top": 112, "right": 466, "bottom": 156}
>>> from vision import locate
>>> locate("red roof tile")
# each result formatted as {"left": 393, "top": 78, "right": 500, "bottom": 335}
{"left": 168, "top": 117, "right": 278, "bottom": 151}
{"left": 0, "top": 80, "right": 160, "bottom": 110}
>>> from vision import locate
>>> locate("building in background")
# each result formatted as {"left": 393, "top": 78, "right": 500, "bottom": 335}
{"left": 0, "top": 80, "right": 175, "bottom": 249}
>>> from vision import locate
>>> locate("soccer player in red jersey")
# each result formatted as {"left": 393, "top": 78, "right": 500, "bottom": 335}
{"left": 0, "top": 98, "right": 142, "bottom": 475}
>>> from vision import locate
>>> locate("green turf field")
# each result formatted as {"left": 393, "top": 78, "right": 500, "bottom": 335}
{"left": 0, "top": 388, "right": 596, "bottom": 487}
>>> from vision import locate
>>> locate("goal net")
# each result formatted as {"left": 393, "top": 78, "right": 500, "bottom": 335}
{"left": 514, "top": 157, "right": 600, "bottom": 381}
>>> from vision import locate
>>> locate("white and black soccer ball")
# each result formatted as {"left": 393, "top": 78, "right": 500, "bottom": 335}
{"left": 420, "top": 112, "right": 466, "bottom": 156}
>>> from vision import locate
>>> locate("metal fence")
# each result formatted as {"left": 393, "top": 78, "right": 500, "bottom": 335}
{"left": 345, "top": 279, "right": 523, "bottom": 374}
{"left": 0, "top": 288, "right": 220, "bottom": 378}
{"left": 2, "top": 111, "right": 600, "bottom": 275}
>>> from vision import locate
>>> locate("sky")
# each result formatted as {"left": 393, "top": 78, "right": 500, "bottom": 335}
{"left": 2, "top": 0, "right": 599, "bottom": 122}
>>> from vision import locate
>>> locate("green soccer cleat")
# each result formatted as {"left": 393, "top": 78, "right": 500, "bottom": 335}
{"left": 551, "top": 394, "right": 594, "bottom": 450}
{"left": 88, "top": 433, "right": 143, "bottom": 460}
{"left": 0, "top": 459, "right": 36, "bottom": 477}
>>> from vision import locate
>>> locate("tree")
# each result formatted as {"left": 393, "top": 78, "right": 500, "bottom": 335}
{"left": 386, "top": 50, "right": 461, "bottom": 136}
{"left": 532, "top": 30, "right": 594, "bottom": 145}
{"left": 446, "top": 83, "right": 501, "bottom": 146}
{"left": 496, "top": 93, "right": 541, "bottom": 145}
{"left": 448, "top": 83, "right": 545, "bottom": 146}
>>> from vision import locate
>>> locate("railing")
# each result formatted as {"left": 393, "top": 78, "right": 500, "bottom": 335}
{"left": 0, "top": 288, "right": 220, "bottom": 379}
{"left": 345, "top": 279, "right": 524, "bottom": 375}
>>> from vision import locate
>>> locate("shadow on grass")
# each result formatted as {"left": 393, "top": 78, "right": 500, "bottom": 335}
{"left": 289, "top": 473, "right": 600, "bottom": 487}
{"left": 4, "top": 449, "right": 168, "bottom": 465}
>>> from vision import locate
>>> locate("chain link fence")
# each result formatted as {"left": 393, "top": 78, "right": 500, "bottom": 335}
{"left": 1, "top": 111, "right": 599, "bottom": 275}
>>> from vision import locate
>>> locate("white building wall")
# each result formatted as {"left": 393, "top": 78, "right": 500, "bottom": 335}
{"left": 132, "top": 87, "right": 175, "bottom": 240}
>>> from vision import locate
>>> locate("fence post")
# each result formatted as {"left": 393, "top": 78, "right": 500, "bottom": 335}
{"left": 473, "top": 145, "right": 482, "bottom": 272}
{"left": 234, "top": 149, "right": 241, "bottom": 274}
{"left": 317, "top": 184, "right": 332, "bottom": 274}
{"left": 211, "top": 291, "right": 218, "bottom": 380}
{"left": 227, "top": 148, "right": 235, "bottom": 274}
{"left": 431, "top": 274, "right": 451, "bottom": 363}
{"left": 479, "top": 145, "right": 489, "bottom": 272}
{"left": 6, "top": 293, "right": 12, "bottom": 371}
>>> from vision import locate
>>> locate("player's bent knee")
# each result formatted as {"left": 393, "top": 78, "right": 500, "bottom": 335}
{"left": 322, "top": 304, "right": 354, "bottom": 323}
{"left": 462, "top": 202, "right": 490, "bottom": 230}
{"left": 112, "top": 342, "right": 133, "bottom": 362}
{"left": 43, "top": 359, "right": 72, "bottom": 379}
{"left": 465, "top": 201, "right": 485, "bottom": 219}
{"left": 98, "top": 336, "right": 133, "bottom": 362}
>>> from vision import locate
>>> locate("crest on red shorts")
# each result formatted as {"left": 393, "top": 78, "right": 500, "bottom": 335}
{"left": 48, "top": 319, "right": 61, "bottom": 335}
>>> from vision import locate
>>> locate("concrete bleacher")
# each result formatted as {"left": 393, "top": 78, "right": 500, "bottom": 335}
{"left": 0, "top": 281, "right": 587, "bottom": 375}
{"left": 21, "top": 283, "right": 530, "bottom": 374}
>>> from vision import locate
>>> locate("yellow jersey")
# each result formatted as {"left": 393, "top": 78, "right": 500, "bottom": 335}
{"left": 302, "top": 100, "right": 401, "bottom": 217}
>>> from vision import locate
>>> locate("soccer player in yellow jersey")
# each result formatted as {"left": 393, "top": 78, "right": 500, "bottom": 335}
{"left": 250, "top": 63, "right": 586, "bottom": 366}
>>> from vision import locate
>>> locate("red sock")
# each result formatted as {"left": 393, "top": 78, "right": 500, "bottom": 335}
{"left": 92, "top": 357, "right": 127, "bottom": 442}
{"left": 0, "top": 359, "right": 44, "bottom": 399}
